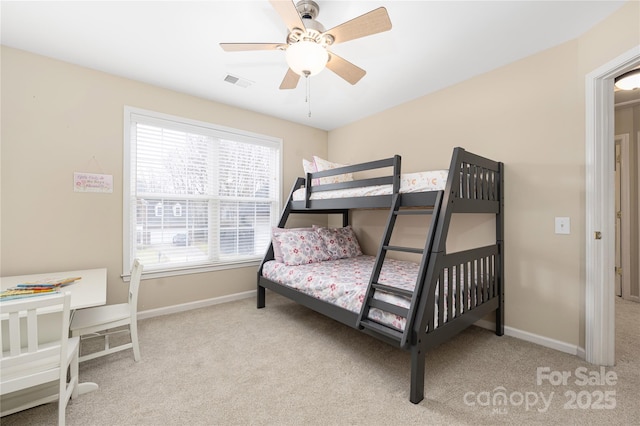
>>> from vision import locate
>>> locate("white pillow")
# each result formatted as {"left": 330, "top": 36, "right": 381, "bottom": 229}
{"left": 313, "top": 156, "right": 353, "bottom": 185}
{"left": 302, "top": 158, "right": 317, "bottom": 174}
{"left": 302, "top": 158, "right": 319, "bottom": 186}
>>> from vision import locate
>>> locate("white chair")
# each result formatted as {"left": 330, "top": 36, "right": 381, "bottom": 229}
{"left": 1, "top": 292, "right": 79, "bottom": 426}
{"left": 70, "top": 259, "right": 143, "bottom": 362}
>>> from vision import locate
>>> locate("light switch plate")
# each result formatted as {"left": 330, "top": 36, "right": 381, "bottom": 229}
{"left": 555, "top": 217, "right": 570, "bottom": 234}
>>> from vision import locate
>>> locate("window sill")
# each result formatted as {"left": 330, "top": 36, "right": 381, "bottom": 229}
{"left": 121, "top": 260, "right": 262, "bottom": 281}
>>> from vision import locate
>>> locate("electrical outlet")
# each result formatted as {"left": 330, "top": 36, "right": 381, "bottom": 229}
{"left": 555, "top": 217, "right": 570, "bottom": 234}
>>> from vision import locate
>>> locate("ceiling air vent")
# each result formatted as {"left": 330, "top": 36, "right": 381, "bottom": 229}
{"left": 224, "top": 74, "right": 252, "bottom": 88}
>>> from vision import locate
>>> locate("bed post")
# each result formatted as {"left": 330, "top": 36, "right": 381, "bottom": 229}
{"left": 495, "top": 161, "right": 505, "bottom": 336}
{"left": 257, "top": 284, "right": 266, "bottom": 308}
{"left": 410, "top": 344, "right": 426, "bottom": 404}
{"left": 257, "top": 178, "right": 305, "bottom": 309}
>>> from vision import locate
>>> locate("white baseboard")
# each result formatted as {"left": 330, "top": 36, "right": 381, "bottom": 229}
{"left": 137, "top": 290, "right": 256, "bottom": 320}
{"left": 137, "top": 292, "right": 585, "bottom": 359}
{"left": 475, "top": 319, "right": 582, "bottom": 357}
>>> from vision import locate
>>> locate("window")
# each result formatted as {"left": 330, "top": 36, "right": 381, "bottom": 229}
{"left": 123, "top": 107, "right": 281, "bottom": 278}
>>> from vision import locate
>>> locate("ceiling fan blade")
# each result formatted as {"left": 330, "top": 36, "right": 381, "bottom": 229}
{"left": 270, "top": 0, "right": 306, "bottom": 32}
{"left": 279, "top": 68, "right": 301, "bottom": 90}
{"left": 220, "top": 43, "right": 284, "bottom": 52}
{"left": 326, "top": 52, "right": 366, "bottom": 85}
{"left": 325, "top": 7, "right": 392, "bottom": 45}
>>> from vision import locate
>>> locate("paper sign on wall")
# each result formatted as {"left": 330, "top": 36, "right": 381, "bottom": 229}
{"left": 74, "top": 172, "right": 113, "bottom": 193}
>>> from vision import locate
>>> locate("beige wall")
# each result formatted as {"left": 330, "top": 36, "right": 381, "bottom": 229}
{"left": 327, "top": 2, "right": 639, "bottom": 347}
{"left": 0, "top": 46, "right": 327, "bottom": 311}
{"left": 1, "top": 1, "right": 638, "bottom": 348}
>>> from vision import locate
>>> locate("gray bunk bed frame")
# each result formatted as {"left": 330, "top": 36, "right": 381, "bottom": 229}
{"left": 257, "top": 147, "right": 504, "bottom": 404}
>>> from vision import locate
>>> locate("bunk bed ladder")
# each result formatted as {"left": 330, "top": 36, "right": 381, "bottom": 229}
{"left": 356, "top": 192, "right": 442, "bottom": 348}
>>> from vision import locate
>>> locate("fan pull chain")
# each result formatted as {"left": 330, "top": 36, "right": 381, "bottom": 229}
{"left": 305, "top": 75, "right": 312, "bottom": 118}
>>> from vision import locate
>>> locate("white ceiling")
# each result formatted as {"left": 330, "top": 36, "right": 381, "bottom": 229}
{"left": 1, "top": 1, "right": 628, "bottom": 131}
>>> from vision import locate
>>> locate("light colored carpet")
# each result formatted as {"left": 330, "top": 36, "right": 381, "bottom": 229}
{"left": 3, "top": 293, "right": 639, "bottom": 425}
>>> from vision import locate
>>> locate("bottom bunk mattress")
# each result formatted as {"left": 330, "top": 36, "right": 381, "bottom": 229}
{"left": 262, "top": 255, "right": 470, "bottom": 331}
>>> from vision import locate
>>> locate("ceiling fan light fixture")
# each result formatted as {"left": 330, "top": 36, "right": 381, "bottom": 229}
{"left": 614, "top": 69, "right": 640, "bottom": 90}
{"left": 286, "top": 40, "right": 328, "bottom": 77}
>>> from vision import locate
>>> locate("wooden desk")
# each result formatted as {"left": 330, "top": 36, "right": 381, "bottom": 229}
{"left": 1, "top": 268, "right": 107, "bottom": 417}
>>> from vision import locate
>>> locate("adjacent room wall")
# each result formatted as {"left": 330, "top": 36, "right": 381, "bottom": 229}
{"left": 615, "top": 104, "right": 640, "bottom": 300}
{"left": 327, "top": 2, "right": 639, "bottom": 348}
{"left": 0, "top": 46, "right": 327, "bottom": 311}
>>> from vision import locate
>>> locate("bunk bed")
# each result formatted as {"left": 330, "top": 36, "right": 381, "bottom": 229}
{"left": 257, "top": 147, "right": 504, "bottom": 404}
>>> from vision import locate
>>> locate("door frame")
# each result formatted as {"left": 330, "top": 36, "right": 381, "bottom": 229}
{"left": 585, "top": 45, "right": 640, "bottom": 365}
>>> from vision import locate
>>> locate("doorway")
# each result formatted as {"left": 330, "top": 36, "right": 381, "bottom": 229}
{"left": 585, "top": 45, "right": 640, "bottom": 366}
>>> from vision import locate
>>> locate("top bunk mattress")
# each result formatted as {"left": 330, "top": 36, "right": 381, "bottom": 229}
{"left": 292, "top": 169, "right": 449, "bottom": 201}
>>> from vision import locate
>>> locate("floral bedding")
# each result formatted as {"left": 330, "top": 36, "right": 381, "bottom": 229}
{"left": 292, "top": 169, "right": 449, "bottom": 201}
{"left": 262, "top": 255, "right": 464, "bottom": 331}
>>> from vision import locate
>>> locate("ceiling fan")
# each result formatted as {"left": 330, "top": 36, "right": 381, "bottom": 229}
{"left": 220, "top": 0, "right": 392, "bottom": 90}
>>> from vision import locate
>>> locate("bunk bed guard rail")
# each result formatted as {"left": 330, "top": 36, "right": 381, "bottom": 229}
{"left": 303, "top": 155, "right": 401, "bottom": 208}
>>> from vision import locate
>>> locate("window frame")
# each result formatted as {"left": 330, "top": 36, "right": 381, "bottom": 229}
{"left": 123, "top": 106, "right": 282, "bottom": 279}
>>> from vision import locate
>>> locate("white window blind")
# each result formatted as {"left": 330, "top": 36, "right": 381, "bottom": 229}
{"left": 123, "top": 107, "right": 281, "bottom": 278}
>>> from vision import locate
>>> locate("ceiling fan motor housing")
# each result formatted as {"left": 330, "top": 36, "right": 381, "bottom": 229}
{"left": 287, "top": 1, "right": 333, "bottom": 47}
{"left": 296, "top": 0, "right": 319, "bottom": 20}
